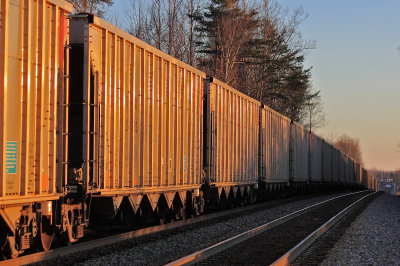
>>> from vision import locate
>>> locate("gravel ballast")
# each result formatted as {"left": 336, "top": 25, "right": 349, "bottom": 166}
{"left": 41, "top": 192, "right": 351, "bottom": 266}
{"left": 321, "top": 193, "right": 400, "bottom": 265}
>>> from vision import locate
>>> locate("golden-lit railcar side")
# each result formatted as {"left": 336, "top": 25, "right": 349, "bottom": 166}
{"left": 290, "top": 121, "right": 309, "bottom": 183}
{"left": 259, "top": 105, "right": 290, "bottom": 188}
{"left": 331, "top": 148, "right": 339, "bottom": 183}
{"left": 348, "top": 157, "right": 355, "bottom": 184}
{"left": 322, "top": 141, "right": 333, "bottom": 183}
{"left": 68, "top": 14, "right": 205, "bottom": 219}
{"left": 368, "top": 172, "right": 375, "bottom": 190}
{"left": 0, "top": 0, "right": 71, "bottom": 201}
{"left": 356, "top": 163, "right": 361, "bottom": 185}
{"left": 310, "top": 133, "right": 323, "bottom": 182}
{"left": 343, "top": 156, "right": 348, "bottom": 184}
{"left": 338, "top": 152, "right": 346, "bottom": 183}
{"left": 204, "top": 77, "right": 260, "bottom": 202}
{"left": 361, "top": 168, "right": 368, "bottom": 188}
{"left": 0, "top": 0, "right": 73, "bottom": 256}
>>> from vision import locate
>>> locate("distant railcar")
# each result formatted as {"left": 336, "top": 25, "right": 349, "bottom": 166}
{"left": 344, "top": 155, "right": 353, "bottom": 185}
{"left": 290, "top": 122, "right": 310, "bottom": 183}
{"left": 322, "top": 141, "right": 333, "bottom": 183}
{"left": 68, "top": 14, "right": 206, "bottom": 221}
{"left": 348, "top": 157, "right": 356, "bottom": 184}
{"left": 310, "top": 133, "right": 323, "bottom": 183}
{"left": 203, "top": 77, "right": 260, "bottom": 204}
{"left": 361, "top": 168, "right": 369, "bottom": 188}
{"left": 259, "top": 104, "right": 291, "bottom": 193}
{"left": 331, "top": 148, "right": 340, "bottom": 183}
{"left": 355, "top": 163, "right": 361, "bottom": 185}
{"left": 338, "top": 152, "right": 346, "bottom": 183}
{"left": 1, "top": 3, "right": 369, "bottom": 258}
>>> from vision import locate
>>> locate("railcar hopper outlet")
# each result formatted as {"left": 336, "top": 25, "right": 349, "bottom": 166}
{"left": 0, "top": 0, "right": 372, "bottom": 259}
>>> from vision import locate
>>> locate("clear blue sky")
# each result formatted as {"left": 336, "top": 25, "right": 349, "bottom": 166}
{"left": 278, "top": 0, "right": 400, "bottom": 170}
{"left": 107, "top": 0, "right": 400, "bottom": 170}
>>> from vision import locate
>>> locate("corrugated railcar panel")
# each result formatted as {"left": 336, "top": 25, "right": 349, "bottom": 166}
{"left": 338, "top": 153, "right": 343, "bottom": 182}
{"left": 348, "top": 158, "right": 355, "bottom": 184}
{"left": 367, "top": 172, "right": 372, "bottom": 189}
{"left": 344, "top": 156, "right": 349, "bottom": 184}
{"left": 331, "top": 148, "right": 339, "bottom": 182}
{"left": 346, "top": 158, "right": 350, "bottom": 184}
{"left": 361, "top": 168, "right": 368, "bottom": 188}
{"left": 338, "top": 152, "right": 346, "bottom": 182}
{"left": 310, "top": 134, "right": 323, "bottom": 182}
{"left": 344, "top": 155, "right": 350, "bottom": 183}
{"left": 0, "top": 0, "right": 71, "bottom": 200}
{"left": 322, "top": 142, "right": 332, "bottom": 182}
{"left": 356, "top": 163, "right": 361, "bottom": 185}
{"left": 69, "top": 14, "right": 204, "bottom": 194}
{"left": 290, "top": 122, "right": 309, "bottom": 182}
{"left": 260, "top": 106, "right": 290, "bottom": 183}
{"left": 204, "top": 78, "right": 259, "bottom": 186}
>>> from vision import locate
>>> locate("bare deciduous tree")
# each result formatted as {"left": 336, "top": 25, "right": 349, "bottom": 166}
{"left": 334, "top": 134, "right": 363, "bottom": 164}
{"left": 121, "top": 0, "right": 318, "bottom": 124}
{"left": 125, "top": 0, "right": 147, "bottom": 40}
{"left": 186, "top": 0, "right": 201, "bottom": 65}
{"left": 195, "top": 0, "right": 259, "bottom": 88}
{"left": 238, "top": 0, "right": 314, "bottom": 122}
{"left": 124, "top": 0, "right": 197, "bottom": 62}
{"left": 70, "top": 0, "right": 113, "bottom": 17}
{"left": 300, "top": 90, "right": 326, "bottom": 132}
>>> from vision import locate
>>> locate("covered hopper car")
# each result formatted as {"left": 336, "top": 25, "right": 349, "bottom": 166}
{"left": 68, "top": 13, "right": 206, "bottom": 226}
{"left": 0, "top": 2, "right": 368, "bottom": 258}
{"left": 0, "top": 0, "right": 77, "bottom": 257}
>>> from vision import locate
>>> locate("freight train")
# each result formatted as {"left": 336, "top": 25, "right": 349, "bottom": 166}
{"left": 0, "top": 0, "right": 373, "bottom": 258}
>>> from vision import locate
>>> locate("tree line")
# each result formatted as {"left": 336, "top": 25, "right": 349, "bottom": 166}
{"left": 70, "top": 0, "right": 367, "bottom": 165}
{"left": 71, "top": 0, "right": 324, "bottom": 129}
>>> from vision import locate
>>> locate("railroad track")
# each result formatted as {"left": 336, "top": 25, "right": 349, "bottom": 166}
{"left": 1, "top": 192, "right": 346, "bottom": 266}
{"left": 167, "top": 190, "right": 376, "bottom": 266}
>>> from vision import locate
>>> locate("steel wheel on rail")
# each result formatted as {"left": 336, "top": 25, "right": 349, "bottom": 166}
{"left": 36, "top": 215, "right": 54, "bottom": 251}
{"left": 0, "top": 232, "right": 8, "bottom": 259}
{"left": 1, "top": 237, "right": 19, "bottom": 259}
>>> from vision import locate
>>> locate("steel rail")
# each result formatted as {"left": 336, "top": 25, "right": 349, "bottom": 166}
{"left": 271, "top": 191, "right": 378, "bottom": 266}
{"left": 165, "top": 190, "right": 370, "bottom": 266}
{"left": 0, "top": 191, "right": 348, "bottom": 266}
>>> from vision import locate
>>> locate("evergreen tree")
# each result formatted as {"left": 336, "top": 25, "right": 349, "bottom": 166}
{"left": 194, "top": 0, "right": 317, "bottom": 123}
{"left": 243, "top": 1, "right": 314, "bottom": 121}
{"left": 194, "top": 0, "right": 259, "bottom": 88}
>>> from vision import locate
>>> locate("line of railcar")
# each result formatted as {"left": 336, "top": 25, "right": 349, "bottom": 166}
{"left": 0, "top": 0, "right": 373, "bottom": 258}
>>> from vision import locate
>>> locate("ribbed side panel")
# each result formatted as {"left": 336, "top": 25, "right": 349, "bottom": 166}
{"left": 338, "top": 152, "right": 346, "bottom": 183}
{"left": 260, "top": 107, "right": 290, "bottom": 183}
{"left": 69, "top": 16, "right": 205, "bottom": 192}
{"left": 206, "top": 78, "right": 259, "bottom": 186}
{"left": 322, "top": 142, "right": 332, "bottom": 182}
{"left": 0, "top": 0, "right": 71, "bottom": 200}
{"left": 356, "top": 163, "right": 361, "bottom": 185}
{"left": 310, "top": 134, "right": 323, "bottom": 182}
{"left": 290, "top": 122, "right": 309, "bottom": 182}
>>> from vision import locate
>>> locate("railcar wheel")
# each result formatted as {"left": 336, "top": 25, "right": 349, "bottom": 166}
{"left": 2, "top": 236, "right": 20, "bottom": 259}
{"left": 178, "top": 206, "right": 187, "bottom": 220}
{"left": 2, "top": 246, "right": 18, "bottom": 259}
{"left": 155, "top": 207, "right": 171, "bottom": 225}
{"left": 158, "top": 216, "right": 166, "bottom": 225}
{"left": 0, "top": 232, "right": 7, "bottom": 259}
{"left": 36, "top": 216, "right": 54, "bottom": 251}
